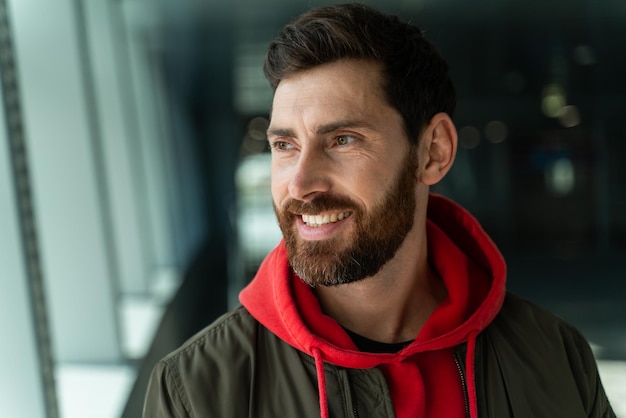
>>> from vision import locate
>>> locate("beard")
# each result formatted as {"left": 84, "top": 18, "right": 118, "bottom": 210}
{"left": 274, "top": 148, "right": 419, "bottom": 287}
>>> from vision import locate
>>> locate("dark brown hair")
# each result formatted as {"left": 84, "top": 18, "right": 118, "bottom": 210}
{"left": 264, "top": 3, "right": 456, "bottom": 144}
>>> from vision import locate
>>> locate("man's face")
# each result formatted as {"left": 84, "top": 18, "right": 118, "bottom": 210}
{"left": 268, "top": 59, "right": 420, "bottom": 287}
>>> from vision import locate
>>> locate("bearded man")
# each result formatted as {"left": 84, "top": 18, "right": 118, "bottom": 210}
{"left": 144, "top": 4, "right": 615, "bottom": 418}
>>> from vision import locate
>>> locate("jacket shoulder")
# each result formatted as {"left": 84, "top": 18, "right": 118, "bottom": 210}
{"left": 163, "top": 305, "right": 259, "bottom": 361}
{"left": 494, "top": 292, "right": 599, "bottom": 378}
{"left": 143, "top": 306, "right": 261, "bottom": 417}
{"left": 480, "top": 292, "right": 615, "bottom": 417}
{"left": 497, "top": 292, "right": 577, "bottom": 332}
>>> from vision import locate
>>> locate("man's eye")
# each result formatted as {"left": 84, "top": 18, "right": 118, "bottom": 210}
{"left": 270, "top": 141, "right": 293, "bottom": 151}
{"left": 336, "top": 135, "right": 357, "bottom": 146}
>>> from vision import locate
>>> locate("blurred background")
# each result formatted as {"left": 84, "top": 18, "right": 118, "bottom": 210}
{"left": 0, "top": 0, "right": 624, "bottom": 417}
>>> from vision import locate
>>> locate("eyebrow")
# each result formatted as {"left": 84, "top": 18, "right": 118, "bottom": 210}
{"left": 266, "top": 128, "right": 295, "bottom": 138}
{"left": 267, "top": 120, "right": 375, "bottom": 138}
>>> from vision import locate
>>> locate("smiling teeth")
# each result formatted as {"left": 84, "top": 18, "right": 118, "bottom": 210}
{"left": 302, "top": 212, "right": 350, "bottom": 227}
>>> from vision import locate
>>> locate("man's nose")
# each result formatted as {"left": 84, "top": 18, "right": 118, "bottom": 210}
{"left": 287, "top": 148, "right": 332, "bottom": 201}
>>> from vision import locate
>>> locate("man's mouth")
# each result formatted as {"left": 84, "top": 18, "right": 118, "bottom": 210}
{"left": 301, "top": 212, "right": 352, "bottom": 227}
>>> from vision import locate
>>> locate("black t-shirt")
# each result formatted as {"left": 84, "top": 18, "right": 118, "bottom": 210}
{"left": 344, "top": 328, "right": 413, "bottom": 353}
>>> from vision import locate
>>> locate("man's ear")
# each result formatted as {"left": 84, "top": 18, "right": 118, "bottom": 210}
{"left": 419, "top": 112, "right": 457, "bottom": 186}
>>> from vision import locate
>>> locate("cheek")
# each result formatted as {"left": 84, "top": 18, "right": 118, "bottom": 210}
{"left": 359, "top": 160, "right": 410, "bottom": 205}
{"left": 270, "top": 179, "right": 281, "bottom": 203}
{"left": 341, "top": 176, "right": 381, "bottom": 210}
{"left": 355, "top": 163, "right": 393, "bottom": 190}
{"left": 270, "top": 168, "right": 288, "bottom": 204}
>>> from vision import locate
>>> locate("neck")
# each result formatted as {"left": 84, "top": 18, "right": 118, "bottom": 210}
{"left": 313, "top": 224, "right": 446, "bottom": 344}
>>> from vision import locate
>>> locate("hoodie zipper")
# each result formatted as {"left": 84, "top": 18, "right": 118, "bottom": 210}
{"left": 352, "top": 402, "right": 359, "bottom": 418}
{"left": 454, "top": 351, "right": 470, "bottom": 418}
{"left": 339, "top": 367, "right": 359, "bottom": 418}
{"left": 350, "top": 379, "right": 359, "bottom": 418}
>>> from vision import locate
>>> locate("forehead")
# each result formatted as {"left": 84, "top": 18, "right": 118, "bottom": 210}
{"left": 269, "top": 59, "right": 394, "bottom": 126}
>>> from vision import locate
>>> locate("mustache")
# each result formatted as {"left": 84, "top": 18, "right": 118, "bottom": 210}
{"left": 281, "top": 194, "right": 358, "bottom": 215}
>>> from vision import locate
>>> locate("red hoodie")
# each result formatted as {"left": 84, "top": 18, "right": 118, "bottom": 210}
{"left": 240, "top": 193, "right": 507, "bottom": 418}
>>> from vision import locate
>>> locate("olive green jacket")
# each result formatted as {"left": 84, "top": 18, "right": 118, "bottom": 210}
{"left": 143, "top": 293, "right": 615, "bottom": 418}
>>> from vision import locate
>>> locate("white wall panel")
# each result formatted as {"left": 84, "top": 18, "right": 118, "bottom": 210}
{"left": 120, "top": 3, "right": 176, "bottom": 276}
{"left": 82, "top": 0, "right": 149, "bottom": 295}
{"left": 10, "top": 0, "right": 121, "bottom": 362}
{"left": 0, "top": 81, "right": 48, "bottom": 418}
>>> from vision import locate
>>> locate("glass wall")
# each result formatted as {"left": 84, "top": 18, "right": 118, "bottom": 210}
{"left": 1, "top": 0, "right": 209, "bottom": 416}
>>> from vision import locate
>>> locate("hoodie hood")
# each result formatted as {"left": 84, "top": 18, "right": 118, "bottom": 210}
{"left": 240, "top": 193, "right": 506, "bottom": 360}
{"left": 239, "top": 193, "right": 506, "bottom": 417}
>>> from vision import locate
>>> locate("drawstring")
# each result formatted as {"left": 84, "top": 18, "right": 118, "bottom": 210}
{"left": 465, "top": 331, "right": 479, "bottom": 418}
{"left": 312, "top": 347, "right": 329, "bottom": 418}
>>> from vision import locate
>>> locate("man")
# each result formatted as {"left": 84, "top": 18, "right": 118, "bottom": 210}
{"left": 144, "top": 4, "right": 615, "bottom": 417}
